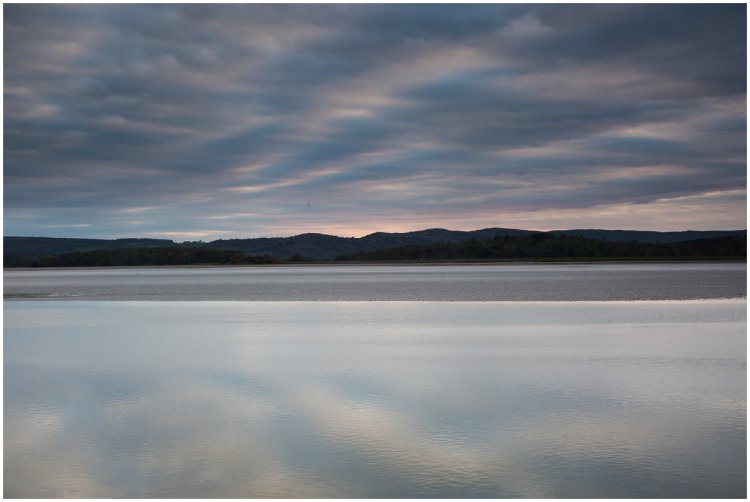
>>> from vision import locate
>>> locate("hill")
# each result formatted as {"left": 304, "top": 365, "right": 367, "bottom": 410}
{"left": 4, "top": 228, "right": 746, "bottom": 266}
{"left": 4, "top": 237, "right": 176, "bottom": 263}
{"left": 335, "top": 234, "right": 747, "bottom": 262}
{"left": 197, "top": 227, "right": 535, "bottom": 260}
{"left": 547, "top": 229, "right": 747, "bottom": 244}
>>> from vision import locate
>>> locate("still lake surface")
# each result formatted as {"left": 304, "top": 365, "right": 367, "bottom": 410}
{"left": 4, "top": 263, "right": 747, "bottom": 498}
{"left": 4, "top": 262, "right": 747, "bottom": 301}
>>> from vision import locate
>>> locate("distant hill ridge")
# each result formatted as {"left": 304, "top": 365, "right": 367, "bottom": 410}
{"left": 546, "top": 229, "right": 747, "bottom": 243}
{"left": 336, "top": 233, "right": 746, "bottom": 262}
{"left": 4, "top": 227, "right": 746, "bottom": 263}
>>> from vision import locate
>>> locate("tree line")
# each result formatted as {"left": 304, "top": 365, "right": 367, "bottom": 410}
{"left": 4, "top": 234, "right": 745, "bottom": 267}
{"left": 6, "top": 247, "right": 281, "bottom": 267}
{"left": 334, "top": 234, "right": 746, "bottom": 262}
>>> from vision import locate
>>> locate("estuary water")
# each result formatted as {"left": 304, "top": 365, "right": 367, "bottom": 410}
{"left": 4, "top": 262, "right": 747, "bottom": 301}
{"left": 3, "top": 263, "right": 747, "bottom": 498}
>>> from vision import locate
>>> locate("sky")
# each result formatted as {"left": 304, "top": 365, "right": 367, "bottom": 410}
{"left": 4, "top": 4, "right": 747, "bottom": 240}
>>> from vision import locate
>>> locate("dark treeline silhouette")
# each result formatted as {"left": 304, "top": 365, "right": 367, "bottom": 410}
{"left": 3, "top": 237, "right": 176, "bottom": 261}
{"left": 8, "top": 228, "right": 746, "bottom": 263}
{"left": 334, "top": 234, "right": 746, "bottom": 262}
{"left": 4, "top": 234, "right": 745, "bottom": 267}
{"left": 7, "top": 247, "right": 281, "bottom": 268}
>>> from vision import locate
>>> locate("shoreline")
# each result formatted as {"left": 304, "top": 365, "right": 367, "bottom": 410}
{"left": 3, "top": 258, "right": 747, "bottom": 272}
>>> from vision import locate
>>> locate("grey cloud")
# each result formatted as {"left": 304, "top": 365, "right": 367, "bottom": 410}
{"left": 4, "top": 4, "right": 746, "bottom": 238}
{"left": 522, "top": 5, "right": 745, "bottom": 93}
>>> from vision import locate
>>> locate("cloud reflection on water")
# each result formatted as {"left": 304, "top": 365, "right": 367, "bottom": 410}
{"left": 4, "top": 301, "right": 746, "bottom": 497}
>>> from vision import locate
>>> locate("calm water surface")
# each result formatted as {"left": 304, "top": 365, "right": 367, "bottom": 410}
{"left": 4, "top": 262, "right": 746, "bottom": 300}
{"left": 3, "top": 264, "right": 747, "bottom": 498}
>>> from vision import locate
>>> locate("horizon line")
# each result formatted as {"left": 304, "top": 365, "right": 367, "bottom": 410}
{"left": 4, "top": 226, "right": 747, "bottom": 243}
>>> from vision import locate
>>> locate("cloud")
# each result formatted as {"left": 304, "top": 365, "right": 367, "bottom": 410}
{"left": 4, "top": 4, "right": 746, "bottom": 238}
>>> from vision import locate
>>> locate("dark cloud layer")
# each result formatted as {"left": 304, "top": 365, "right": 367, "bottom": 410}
{"left": 4, "top": 4, "right": 746, "bottom": 238}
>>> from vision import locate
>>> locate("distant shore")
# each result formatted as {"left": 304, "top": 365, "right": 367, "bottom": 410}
{"left": 4, "top": 258, "right": 746, "bottom": 272}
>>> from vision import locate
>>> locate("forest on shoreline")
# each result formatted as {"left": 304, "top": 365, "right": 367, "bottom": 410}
{"left": 5, "top": 233, "right": 745, "bottom": 267}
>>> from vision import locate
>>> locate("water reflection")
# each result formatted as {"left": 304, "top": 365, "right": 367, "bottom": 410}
{"left": 4, "top": 301, "right": 746, "bottom": 498}
{"left": 4, "top": 262, "right": 746, "bottom": 301}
